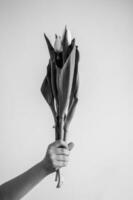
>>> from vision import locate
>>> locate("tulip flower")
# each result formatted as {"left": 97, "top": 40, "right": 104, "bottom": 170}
{"left": 41, "top": 27, "right": 80, "bottom": 187}
{"left": 54, "top": 35, "right": 63, "bottom": 52}
{"left": 62, "top": 26, "right": 72, "bottom": 46}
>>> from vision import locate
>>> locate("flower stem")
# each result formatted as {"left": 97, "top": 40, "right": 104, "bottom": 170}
{"left": 55, "top": 115, "right": 65, "bottom": 188}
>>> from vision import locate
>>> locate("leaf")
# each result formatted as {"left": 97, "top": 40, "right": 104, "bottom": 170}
{"left": 41, "top": 76, "right": 53, "bottom": 106}
{"left": 44, "top": 33, "right": 55, "bottom": 60}
{"left": 64, "top": 96, "right": 78, "bottom": 141}
{"left": 68, "top": 47, "right": 80, "bottom": 109}
{"left": 58, "top": 45, "right": 76, "bottom": 117}
{"left": 51, "top": 61, "right": 59, "bottom": 108}
{"left": 74, "top": 72, "right": 79, "bottom": 97}
{"left": 41, "top": 62, "right": 56, "bottom": 119}
{"left": 63, "top": 38, "right": 75, "bottom": 64}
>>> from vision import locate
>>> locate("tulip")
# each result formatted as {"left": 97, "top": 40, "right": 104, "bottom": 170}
{"left": 54, "top": 35, "right": 63, "bottom": 52}
{"left": 41, "top": 27, "right": 80, "bottom": 188}
{"left": 62, "top": 26, "right": 72, "bottom": 46}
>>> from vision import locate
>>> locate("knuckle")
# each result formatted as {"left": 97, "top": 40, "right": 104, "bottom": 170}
{"left": 56, "top": 148, "right": 70, "bottom": 156}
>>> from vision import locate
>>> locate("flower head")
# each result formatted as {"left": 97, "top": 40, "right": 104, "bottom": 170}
{"left": 54, "top": 35, "right": 63, "bottom": 52}
{"left": 42, "top": 26, "right": 79, "bottom": 125}
{"left": 62, "top": 26, "right": 72, "bottom": 45}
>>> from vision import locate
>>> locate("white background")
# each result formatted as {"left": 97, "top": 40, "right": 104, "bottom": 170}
{"left": 0, "top": 0, "right": 133, "bottom": 199}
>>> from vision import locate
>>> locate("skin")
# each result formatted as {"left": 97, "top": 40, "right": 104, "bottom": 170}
{"left": 0, "top": 140, "right": 74, "bottom": 200}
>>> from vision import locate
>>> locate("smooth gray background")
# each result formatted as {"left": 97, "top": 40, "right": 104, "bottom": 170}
{"left": 0, "top": 0, "right": 132, "bottom": 199}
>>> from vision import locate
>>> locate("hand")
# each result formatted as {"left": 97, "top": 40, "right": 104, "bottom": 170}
{"left": 42, "top": 140, "right": 74, "bottom": 175}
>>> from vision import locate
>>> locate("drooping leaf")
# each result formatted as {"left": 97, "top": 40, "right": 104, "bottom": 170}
{"left": 41, "top": 76, "right": 53, "bottom": 106}
{"left": 44, "top": 33, "right": 55, "bottom": 60}
{"left": 41, "top": 62, "right": 56, "bottom": 119}
{"left": 58, "top": 45, "right": 76, "bottom": 117}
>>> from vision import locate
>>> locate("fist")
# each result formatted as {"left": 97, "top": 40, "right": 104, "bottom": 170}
{"left": 42, "top": 140, "right": 74, "bottom": 174}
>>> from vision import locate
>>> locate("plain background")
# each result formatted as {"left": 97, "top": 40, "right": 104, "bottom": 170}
{"left": 0, "top": 0, "right": 132, "bottom": 199}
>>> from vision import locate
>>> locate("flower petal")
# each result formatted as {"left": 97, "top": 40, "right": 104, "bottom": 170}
{"left": 63, "top": 38, "right": 75, "bottom": 64}
{"left": 54, "top": 35, "right": 63, "bottom": 52}
{"left": 62, "top": 26, "right": 72, "bottom": 47}
{"left": 62, "top": 26, "right": 69, "bottom": 50}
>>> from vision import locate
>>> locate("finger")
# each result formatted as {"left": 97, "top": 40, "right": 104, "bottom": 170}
{"left": 54, "top": 140, "right": 68, "bottom": 149}
{"left": 55, "top": 148, "right": 70, "bottom": 156}
{"left": 56, "top": 155, "right": 69, "bottom": 162}
{"left": 54, "top": 160, "right": 68, "bottom": 168}
{"left": 68, "top": 142, "right": 74, "bottom": 151}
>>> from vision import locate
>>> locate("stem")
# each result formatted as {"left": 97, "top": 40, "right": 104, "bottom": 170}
{"left": 55, "top": 116, "right": 64, "bottom": 140}
{"left": 63, "top": 128, "right": 68, "bottom": 141}
{"left": 56, "top": 170, "right": 61, "bottom": 188}
{"left": 54, "top": 115, "right": 65, "bottom": 188}
{"left": 55, "top": 170, "right": 58, "bottom": 182}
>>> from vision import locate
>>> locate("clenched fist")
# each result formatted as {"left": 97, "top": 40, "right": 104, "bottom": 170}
{"left": 42, "top": 140, "right": 74, "bottom": 174}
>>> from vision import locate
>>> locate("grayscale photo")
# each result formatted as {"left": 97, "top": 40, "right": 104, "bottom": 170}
{"left": 0, "top": 0, "right": 132, "bottom": 199}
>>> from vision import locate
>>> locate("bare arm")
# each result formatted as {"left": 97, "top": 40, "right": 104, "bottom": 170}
{"left": 0, "top": 141, "right": 74, "bottom": 200}
{"left": 0, "top": 161, "right": 49, "bottom": 200}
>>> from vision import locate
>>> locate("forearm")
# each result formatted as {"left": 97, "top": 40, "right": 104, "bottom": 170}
{"left": 0, "top": 161, "right": 49, "bottom": 200}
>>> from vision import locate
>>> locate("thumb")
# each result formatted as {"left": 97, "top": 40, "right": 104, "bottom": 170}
{"left": 68, "top": 142, "right": 74, "bottom": 151}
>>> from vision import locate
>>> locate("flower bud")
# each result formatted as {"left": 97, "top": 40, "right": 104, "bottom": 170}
{"left": 54, "top": 35, "right": 63, "bottom": 52}
{"left": 66, "top": 28, "right": 72, "bottom": 45}
{"left": 62, "top": 26, "right": 72, "bottom": 45}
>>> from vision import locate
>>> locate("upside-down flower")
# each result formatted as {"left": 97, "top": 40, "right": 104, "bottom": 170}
{"left": 41, "top": 26, "right": 80, "bottom": 187}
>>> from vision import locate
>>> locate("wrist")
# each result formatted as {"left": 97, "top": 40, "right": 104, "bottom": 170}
{"left": 38, "top": 160, "right": 50, "bottom": 177}
{"left": 40, "top": 159, "right": 55, "bottom": 176}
